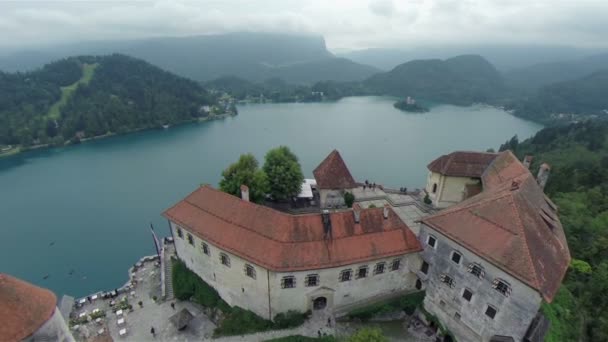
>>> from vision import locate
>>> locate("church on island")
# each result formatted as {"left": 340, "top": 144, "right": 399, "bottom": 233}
{"left": 163, "top": 149, "right": 570, "bottom": 342}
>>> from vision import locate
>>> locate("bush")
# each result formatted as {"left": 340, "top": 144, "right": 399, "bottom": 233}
{"left": 348, "top": 327, "right": 387, "bottom": 342}
{"left": 347, "top": 291, "right": 425, "bottom": 321}
{"left": 214, "top": 306, "right": 273, "bottom": 337}
{"left": 172, "top": 259, "right": 307, "bottom": 337}
{"left": 265, "top": 336, "right": 336, "bottom": 342}
{"left": 344, "top": 192, "right": 355, "bottom": 208}
{"left": 423, "top": 193, "right": 432, "bottom": 205}
{"left": 172, "top": 259, "right": 230, "bottom": 311}
{"left": 273, "top": 310, "right": 310, "bottom": 329}
{"left": 398, "top": 291, "right": 425, "bottom": 315}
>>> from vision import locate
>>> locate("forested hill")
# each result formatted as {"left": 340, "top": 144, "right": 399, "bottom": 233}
{"left": 363, "top": 55, "right": 506, "bottom": 106}
{"left": 0, "top": 33, "right": 379, "bottom": 84}
{"left": 509, "top": 70, "right": 608, "bottom": 123}
{"left": 0, "top": 54, "right": 214, "bottom": 147}
{"left": 508, "top": 121, "right": 608, "bottom": 341}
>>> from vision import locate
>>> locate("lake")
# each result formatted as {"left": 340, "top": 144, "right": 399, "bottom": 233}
{"left": 0, "top": 96, "right": 542, "bottom": 298}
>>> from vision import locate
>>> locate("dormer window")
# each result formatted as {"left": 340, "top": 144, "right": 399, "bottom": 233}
{"left": 493, "top": 279, "right": 512, "bottom": 296}
{"left": 467, "top": 263, "right": 485, "bottom": 279}
{"left": 450, "top": 251, "right": 462, "bottom": 265}
{"left": 427, "top": 235, "right": 437, "bottom": 248}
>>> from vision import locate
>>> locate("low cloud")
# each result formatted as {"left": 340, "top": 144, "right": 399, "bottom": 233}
{"left": 369, "top": 0, "right": 396, "bottom": 17}
{"left": 0, "top": 0, "right": 607, "bottom": 51}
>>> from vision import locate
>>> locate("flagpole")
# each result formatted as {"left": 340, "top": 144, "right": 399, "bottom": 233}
{"left": 150, "top": 223, "right": 161, "bottom": 257}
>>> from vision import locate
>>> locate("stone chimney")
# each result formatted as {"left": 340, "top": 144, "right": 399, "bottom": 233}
{"left": 353, "top": 203, "right": 361, "bottom": 223}
{"left": 240, "top": 184, "right": 250, "bottom": 202}
{"left": 383, "top": 204, "right": 390, "bottom": 219}
{"left": 523, "top": 155, "right": 533, "bottom": 169}
{"left": 537, "top": 163, "right": 551, "bottom": 190}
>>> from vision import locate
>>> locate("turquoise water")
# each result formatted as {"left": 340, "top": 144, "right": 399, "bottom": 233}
{"left": 0, "top": 97, "right": 542, "bottom": 297}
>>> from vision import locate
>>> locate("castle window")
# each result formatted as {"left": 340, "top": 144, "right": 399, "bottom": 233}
{"left": 427, "top": 235, "right": 437, "bottom": 248}
{"left": 281, "top": 276, "right": 296, "bottom": 289}
{"left": 440, "top": 274, "right": 455, "bottom": 288}
{"left": 187, "top": 233, "right": 194, "bottom": 246}
{"left": 176, "top": 227, "right": 183, "bottom": 238}
{"left": 202, "top": 242, "right": 210, "bottom": 256}
{"left": 492, "top": 279, "right": 512, "bottom": 296}
{"left": 432, "top": 183, "right": 438, "bottom": 193}
{"left": 339, "top": 269, "right": 353, "bottom": 282}
{"left": 220, "top": 253, "right": 230, "bottom": 267}
{"left": 485, "top": 305, "right": 497, "bottom": 319}
{"left": 305, "top": 274, "right": 319, "bottom": 287}
{"left": 462, "top": 288, "right": 473, "bottom": 302}
{"left": 374, "top": 262, "right": 386, "bottom": 275}
{"left": 451, "top": 251, "right": 462, "bottom": 265}
{"left": 244, "top": 264, "right": 256, "bottom": 279}
{"left": 467, "top": 263, "right": 485, "bottom": 279}
{"left": 357, "top": 266, "right": 368, "bottom": 279}
{"left": 421, "top": 261, "right": 430, "bottom": 274}
{"left": 391, "top": 258, "right": 401, "bottom": 271}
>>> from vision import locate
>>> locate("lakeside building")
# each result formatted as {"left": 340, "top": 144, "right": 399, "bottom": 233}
{"left": 163, "top": 149, "right": 570, "bottom": 342}
{"left": 0, "top": 273, "right": 74, "bottom": 342}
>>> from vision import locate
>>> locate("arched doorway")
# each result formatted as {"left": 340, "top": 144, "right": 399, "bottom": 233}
{"left": 313, "top": 296, "right": 327, "bottom": 310}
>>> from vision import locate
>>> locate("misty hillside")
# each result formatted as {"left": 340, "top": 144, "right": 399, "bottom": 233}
{"left": 364, "top": 55, "right": 505, "bottom": 105}
{"left": 505, "top": 53, "right": 608, "bottom": 90}
{"left": 0, "top": 54, "right": 214, "bottom": 146}
{"left": 511, "top": 70, "right": 608, "bottom": 122}
{"left": 0, "top": 33, "right": 378, "bottom": 84}
{"left": 338, "top": 45, "right": 606, "bottom": 71}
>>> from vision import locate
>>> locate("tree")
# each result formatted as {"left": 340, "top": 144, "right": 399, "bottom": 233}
{"left": 344, "top": 192, "right": 355, "bottom": 208}
{"left": 348, "top": 328, "right": 387, "bottom": 342}
{"left": 219, "top": 153, "right": 268, "bottom": 203}
{"left": 263, "top": 146, "right": 304, "bottom": 201}
{"left": 499, "top": 135, "right": 519, "bottom": 152}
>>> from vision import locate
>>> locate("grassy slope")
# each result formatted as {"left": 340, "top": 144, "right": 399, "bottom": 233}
{"left": 46, "top": 63, "right": 98, "bottom": 120}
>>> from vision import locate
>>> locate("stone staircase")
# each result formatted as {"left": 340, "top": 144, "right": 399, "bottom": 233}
{"left": 163, "top": 244, "right": 175, "bottom": 300}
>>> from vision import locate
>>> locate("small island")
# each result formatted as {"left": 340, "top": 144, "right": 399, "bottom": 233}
{"left": 394, "top": 96, "right": 429, "bottom": 113}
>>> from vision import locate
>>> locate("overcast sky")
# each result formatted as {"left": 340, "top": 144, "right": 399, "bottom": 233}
{"left": 1, "top": 0, "right": 607, "bottom": 52}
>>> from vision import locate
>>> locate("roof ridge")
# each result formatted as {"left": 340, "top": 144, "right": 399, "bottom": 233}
{"left": 182, "top": 197, "right": 406, "bottom": 244}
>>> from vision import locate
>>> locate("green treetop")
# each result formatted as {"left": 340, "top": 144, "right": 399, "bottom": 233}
{"left": 263, "top": 146, "right": 304, "bottom": 201}
{"left": 219, "top": 153, "right": 268, "bottom": 203}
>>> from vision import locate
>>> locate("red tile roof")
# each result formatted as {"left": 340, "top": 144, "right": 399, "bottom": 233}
{"left": 313, "top": 150, "right": 357, "bottom": 189}
{"left": 163, "top": 186, "right": 421, "bottom": 271}
{"left": 0, "top": 274, "right": 57, "bottom": 341}
{"left": 422, "top": 151, "right": 570, "bottom": 302}
{"left": 427, "top": 151, "right": 498, "bottom": 178}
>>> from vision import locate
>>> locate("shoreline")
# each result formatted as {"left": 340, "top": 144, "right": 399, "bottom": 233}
{"left": 0, "top": 112, "right": 236, "bottom": 159}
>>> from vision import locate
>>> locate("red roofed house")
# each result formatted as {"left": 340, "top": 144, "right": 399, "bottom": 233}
{"left": 163, "top": 184, "right": 422, "bottom": 320}
{"left": 0, "top": 273, "right": 74, "bottom": 342}
{"left": 313, "top": 150, "right": 358, "bottom": 208}
{"left": 426, "top": 151, "right": 498, "bottom": 208}
{"left": 162, "top": 149, "right": 569, "bottom": 342}
{"left": 418, "top": 151, "right": 570, "bottom": 342}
